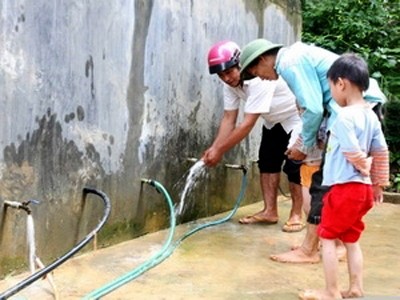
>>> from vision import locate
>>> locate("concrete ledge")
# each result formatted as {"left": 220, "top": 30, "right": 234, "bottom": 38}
{"left": 383, "top": 191, "right": 400, "bottom": 204}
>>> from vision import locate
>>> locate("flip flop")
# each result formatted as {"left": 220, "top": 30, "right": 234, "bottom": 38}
{"left": 238, "top": 215, "right": 278, "bottom": 225}
{"left": 282, "top": 221, "right": 305, "bottom": 233}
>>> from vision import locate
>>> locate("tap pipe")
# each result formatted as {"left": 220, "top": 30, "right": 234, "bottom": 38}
{"left": 84, "top": 165, "right": 248, "bottom": 299}
{"left": 224, "top": 163, "right": 247, "bottom": 174}
{"left": 0, "top": 187, "right": 111, "bottom": 300}
{"left": 140, "top": 178, "right": 153, "bottom": 185}
{"left": 4, "top": 200, "right": 25, "bottom": 209}
{"left": 3, "top": 200, "right": 34, "bottom": 214}
{"left": 186, "top": 157, "right": 199, "bottom": 163}
{"left": 187, "top": 158, "right": 247, "bottom": 174}
{"left": 3, "top": 200, "right": 40, "bottom": 270}
{"left": 2, "top": 199, "right": 57, "bottom": 297}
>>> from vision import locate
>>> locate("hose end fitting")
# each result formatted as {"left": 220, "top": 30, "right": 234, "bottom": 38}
{"left": 141, "top": 178, "right": 154, "bottom": 186}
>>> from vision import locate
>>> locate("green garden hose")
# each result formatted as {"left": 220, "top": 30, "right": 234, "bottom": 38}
{"left": 84, "top": 165, "right": 247, "bottom": 300}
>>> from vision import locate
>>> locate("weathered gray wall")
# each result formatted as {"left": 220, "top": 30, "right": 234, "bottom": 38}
{"left": 0, "top": 0, "right": 301, "bottom": 275}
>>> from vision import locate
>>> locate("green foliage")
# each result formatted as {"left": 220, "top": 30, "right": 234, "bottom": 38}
{"left": 393, "top": 174, "right": 400, "bottom": 192}
{"left": 385, "top": 99, "right": 400, "bottom": 154}
{"left": 389, "top": 151, "right": 400, "bottom": 192}
{"left": 301, "top": 0, "right": 400, "bottom": 102}
{"left": 301, "top": 0, "right": 400, "bottom": 188}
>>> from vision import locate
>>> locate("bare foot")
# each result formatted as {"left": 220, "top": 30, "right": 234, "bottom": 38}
{"left": 292, "top": 242, "right": 321, "bottom": 251}
{"left": 291, "top": 244, "right": 301, "bottom": 250}
{"left": 270, "top": 247, "right": 320, "bottom": 264}
{"left": 299, "top": 289, "right": 342, "bottom": 300}
{"left": 341, "top": 288, "right": 363, "bottom": 298}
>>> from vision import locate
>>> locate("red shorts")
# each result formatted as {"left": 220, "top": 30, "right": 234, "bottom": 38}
{"left": 318, "top": 182, "right": 373, "bottom": 243}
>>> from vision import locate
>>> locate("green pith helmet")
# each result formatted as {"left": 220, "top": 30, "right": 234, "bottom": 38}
{"left": 239, "top": 39, "right": 283, "bottom": 78}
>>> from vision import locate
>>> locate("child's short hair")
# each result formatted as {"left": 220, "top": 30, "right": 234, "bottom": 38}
{"left": 327, "top": 53, "right": 369, "bottom": 91}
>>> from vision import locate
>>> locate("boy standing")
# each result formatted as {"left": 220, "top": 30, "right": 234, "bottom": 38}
{"left": 300, "top": 53, "right": 389, "bottom": 299}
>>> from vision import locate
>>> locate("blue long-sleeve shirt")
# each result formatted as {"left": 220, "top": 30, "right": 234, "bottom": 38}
{"left": 275, "top": 42, "right": 386, "bottom": 154}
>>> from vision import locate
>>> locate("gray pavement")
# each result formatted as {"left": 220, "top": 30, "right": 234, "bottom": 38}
{"left": 0, "top": 197, "right": 399, "bottom": 299}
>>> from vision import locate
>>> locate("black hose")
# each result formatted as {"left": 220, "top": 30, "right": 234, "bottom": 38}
{"left": 0, "top": 187, "right": 111, "bottom": 300}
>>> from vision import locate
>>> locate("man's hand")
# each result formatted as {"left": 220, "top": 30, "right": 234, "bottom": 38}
{"left": 285, "top": 147, "right": 307, "bottom": 161}
{"left": 201, "top": 146, "right": 223, "bottom": 167}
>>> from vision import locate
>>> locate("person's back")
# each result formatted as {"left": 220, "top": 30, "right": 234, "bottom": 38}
{"left": 240, "top": 39, "right": 387, "bottom": 156}
{"left": 323, "top": 105, "right": 384, "bottom": 186}
{"left": 276, "top": 42, "right": 338, "bottom": 109}
{"left": 275, "top": 41, "right": 385, "bottom": 152}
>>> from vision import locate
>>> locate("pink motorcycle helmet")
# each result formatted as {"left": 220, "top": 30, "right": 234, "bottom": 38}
{"left": 207, "top": 40, "right": 241, "bottom": 74}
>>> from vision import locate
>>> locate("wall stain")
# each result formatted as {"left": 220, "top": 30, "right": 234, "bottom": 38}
{"left": 64, "top": 112, "right": 75, "bottom": 123}
{"left": 15, "top": 6, "right": 26, "bottom": 32}
{"left": 85, "top": 55, "right": 95, "bottom": 100}
{"left": 77, "top": 105, "right": 85, "bottom": 121}
{"left": 119, "top": 0, "right": 155, "bottom": 229}
{"left": 0, "top": 108, "right": 107, "bottom": 266}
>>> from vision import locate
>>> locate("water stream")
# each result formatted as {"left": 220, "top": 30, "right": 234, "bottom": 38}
{"left": 26, "top": 213, "right": 59, "bottom": 299}
{"left": 175, "top": 160, "right": 207, "bottom": 216}
{"left": 26, "top": 214, "right": 36, "bottom": 273}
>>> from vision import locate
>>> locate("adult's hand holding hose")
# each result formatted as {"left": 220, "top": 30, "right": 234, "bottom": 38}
{"left": 201, "top": 146, "right": 223, "bottom": 167}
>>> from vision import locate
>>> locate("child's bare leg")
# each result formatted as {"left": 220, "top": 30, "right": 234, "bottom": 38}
{"left": 341, "top": 242, "right": 364, "bottom": 298}
{"left": 299, "top": 238, "right": 342, "bottom": 299}
{"left": 270, "top": 223, "right": 320, "bottom": 263}
{"left": 321, "top": 238, "right": 342, "bottom": 298}
{"left": 336, "top": 239, "right": 347, "bottom": 262}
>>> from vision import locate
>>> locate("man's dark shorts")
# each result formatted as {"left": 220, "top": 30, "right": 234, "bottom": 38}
{"left": 258, "top": 124, "right": 301, "bottom": 185}
{"left": 307, "top": 168, "right": 330, "bottom": 224}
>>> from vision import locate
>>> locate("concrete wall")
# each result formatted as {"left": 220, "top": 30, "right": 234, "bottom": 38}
{"left": 0, "top": 0, "right": 301, "bottom": 275}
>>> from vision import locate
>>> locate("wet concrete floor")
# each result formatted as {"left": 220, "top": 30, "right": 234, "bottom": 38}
{"left": 0, "top": 196, "right": 399, "bottom": 299}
